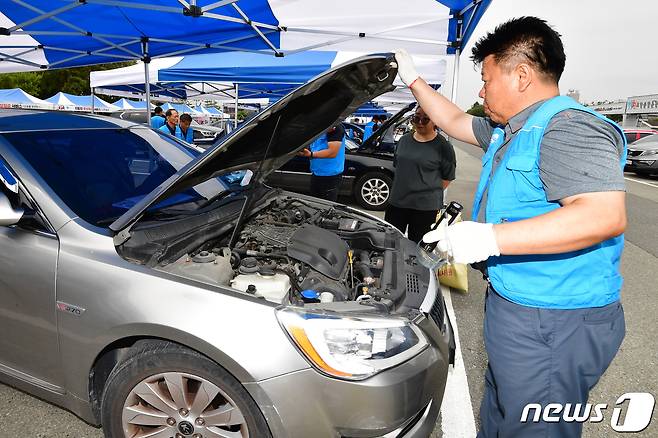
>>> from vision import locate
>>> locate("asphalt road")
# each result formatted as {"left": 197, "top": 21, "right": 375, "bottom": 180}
{"left": 1, "top": 141, "right": 656, "bottom": 437}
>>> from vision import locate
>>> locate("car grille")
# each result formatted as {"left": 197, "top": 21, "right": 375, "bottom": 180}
{"left": 628, "top": 149, "right": 642, "bottom": 157}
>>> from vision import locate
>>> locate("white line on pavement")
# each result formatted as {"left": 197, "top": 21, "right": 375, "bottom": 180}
{"left": 440, "top": 284, "right": 477, "bottom": 438}
{"left": 624, "top": 176, "right": 658, "bottom": 188}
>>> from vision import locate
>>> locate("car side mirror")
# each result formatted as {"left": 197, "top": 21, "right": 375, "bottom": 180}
{"left": 0, "top": 191, "right": 24, "bottom": 226}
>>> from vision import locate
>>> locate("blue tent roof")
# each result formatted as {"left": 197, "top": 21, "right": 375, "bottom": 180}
{"left": 0, "top": 1, "right": 280, "bottom": 70}
{"left": 353, "top": 102, "right": 389, "bottom": 117}
{"left": 159, "top": 51, "right": 336, "bottom": 84}
{"left": 0, "top": 1, "right": 491, "bottom": 72}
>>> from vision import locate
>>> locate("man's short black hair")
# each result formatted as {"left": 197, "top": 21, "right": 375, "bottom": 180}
{"left": 165, "top": 108, "right": 178, "bottom": 118}
{"left": 154, "top": 106, "right": 163, "bottom": 114}
{"left": 180, "top": 113, "right": 192, "bottom": 123}
{"left": 471, "top": 16, "right": 566, "bottom": 83}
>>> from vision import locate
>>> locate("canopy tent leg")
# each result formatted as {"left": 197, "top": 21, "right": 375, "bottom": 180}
{"left": 91, "top": 87, "right": 95, "bottom": 114}
{"left": 450, "top": 48, "right": 460, "bottom": 104}
{"left": 234, "top": 83, "right": 239, "bottom": 129}
{"left": 142, "top": 39, "right": 151, "bottom": 126}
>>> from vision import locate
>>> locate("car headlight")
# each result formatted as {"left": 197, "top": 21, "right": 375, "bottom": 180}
{"left": 276, "top": 307, "right": 428, "bottom": 380}
{"left": 640, "top": 149, "right": 658, "bottom": 156}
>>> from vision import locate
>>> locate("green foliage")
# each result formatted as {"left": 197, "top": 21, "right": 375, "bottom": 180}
{"left": 466, "top": 101, "right": 486, "bottom": 117}
{"left": 237, "top": 109, "right": 248, "bottom": 121}
{"left": 0, "top": 61, "right": 135, "bottom": 99}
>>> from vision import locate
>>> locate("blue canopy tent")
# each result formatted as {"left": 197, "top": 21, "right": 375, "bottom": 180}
{"left": 353, "top": 102, "right": 389, "bottom": 117}
{"left": 0, "top": 88, "right": 53, "bottom": 109}
{"left": 0, "top": 0, "right": 492, "bottom": 121}
{"left": 45, "top": 92, "right": 118, "bottom": 112}
{"left": 113, "top": 98, "right": 151, "bottom": 110}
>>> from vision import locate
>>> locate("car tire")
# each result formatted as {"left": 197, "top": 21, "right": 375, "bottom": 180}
{"left": 101, "top": 340, "right": 271, "bottom": 438}
{"left": 354, "top": 171, "right": 392, "bottom": 210}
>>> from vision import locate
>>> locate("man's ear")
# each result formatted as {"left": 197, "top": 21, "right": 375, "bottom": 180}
{"left": 515, "top": 63, "right": 533, "bottom": 92}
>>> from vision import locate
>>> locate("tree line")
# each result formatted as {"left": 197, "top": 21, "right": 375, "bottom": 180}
{"left": 0, "top": 61, "right": 135, "bottom": 99}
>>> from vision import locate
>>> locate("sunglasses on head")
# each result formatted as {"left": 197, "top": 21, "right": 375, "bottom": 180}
{"left": 411, "top": 115, "right": 430, "bottom": 125}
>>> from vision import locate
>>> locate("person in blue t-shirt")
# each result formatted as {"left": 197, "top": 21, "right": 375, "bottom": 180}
{"left": 179, "top": 113, "right": 194, "bottom": 143}
{"left": 363, "top": 116, "right": 376, "bottom": 141}
{"left": 299, "top": 124, "right": 346, "bottom": 201}
{"left": 150, "top": 106, "right": 166, "bottom": 129}
{"left": 159, "top": 109, "right": 183, "bottom": 140}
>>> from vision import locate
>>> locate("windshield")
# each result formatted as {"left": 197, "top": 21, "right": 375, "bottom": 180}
{"left": 4, "top": 127, "right": 233, "bottom": 227}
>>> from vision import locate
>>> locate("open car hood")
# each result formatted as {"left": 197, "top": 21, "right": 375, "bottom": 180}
{"left": 110, "top": 54, "right": 397, "bottom": 233}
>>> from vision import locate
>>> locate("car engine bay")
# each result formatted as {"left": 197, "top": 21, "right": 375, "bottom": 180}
{"left": 120, "top": 194, "right": 433, "bottom": 312}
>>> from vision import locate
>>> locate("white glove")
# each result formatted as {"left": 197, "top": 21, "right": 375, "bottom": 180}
{"left": 394, "top": 48, "right": 420, "bottom": 87}
{"left": 422, "top": 221, "right": 500, "bottom": 265}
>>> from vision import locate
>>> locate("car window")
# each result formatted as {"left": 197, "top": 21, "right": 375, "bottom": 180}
{"left": 3, "top": 128, "right": 228, "bottom": 227}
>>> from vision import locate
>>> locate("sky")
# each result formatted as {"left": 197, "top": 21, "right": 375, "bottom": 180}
{"left": 444, "top": 0, "right": 658, "bottom": 110}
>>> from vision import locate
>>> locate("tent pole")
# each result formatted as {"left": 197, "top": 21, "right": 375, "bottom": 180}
{"left": 234, "top": 83, "right": 239, "bottom": 129}
{"left": 450, "top": 48, "right": 461, "bottom": 104}
{"left": 142, "top": 40, "right": 152, "bottom": 126}
{"left": 91, "top": 87, "right": 96, "bottom": 114}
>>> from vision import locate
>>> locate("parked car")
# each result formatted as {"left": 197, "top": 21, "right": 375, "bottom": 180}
{"left": 266, "top": 103, "right": 416, "bottom": 210}
{"left": 0, "top": 54, "right": 453, "bottom": 438}
{"left": 623, "top": 128, "right": 658, "bottom": 144}
{"left": 625, "top": 134, "right": 658, "bottom": 175}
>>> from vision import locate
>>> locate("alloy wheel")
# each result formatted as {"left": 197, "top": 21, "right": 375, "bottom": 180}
{"left": 361, "top": 177, "right": 390, "bottom": 207}
{"left": 122, "top": 372, "right": 249, "bottom": 438}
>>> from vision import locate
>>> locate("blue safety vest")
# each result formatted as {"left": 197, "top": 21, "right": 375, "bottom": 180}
{"left": 181, "top": 127, "right": 194, "bottom": 143}
{"left": 309, "top": 133, "right": 345, "bottom": 176}
{"left": 150, "top": 115, "right": 165, "bottom": 129}
{"left": 472, "top": 96, "right": 627, "bottom": 309}
{"left": 363, "top": 121, "right": 375, "bottom": 141}
{"left": 159, "top": 123, "right": 183, "bottom": 140}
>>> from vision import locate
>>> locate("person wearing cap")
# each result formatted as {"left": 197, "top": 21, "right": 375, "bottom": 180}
{"left": 299, "top": 124, "right": 346, "bottom": 201}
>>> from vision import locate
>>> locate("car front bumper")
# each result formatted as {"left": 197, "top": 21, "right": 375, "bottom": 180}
{"left": 625, "top": 156, "right": 658, "bottom": 173}
{"left": 245, "top": 312, "right": 451, "bottom": 438}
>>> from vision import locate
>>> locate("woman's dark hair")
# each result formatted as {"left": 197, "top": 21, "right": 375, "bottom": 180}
{"left": 470, "top": 16, "right": 566, "bottom": 83}
{"left": 179, "top": 113, "right": 192, "bottom": 123}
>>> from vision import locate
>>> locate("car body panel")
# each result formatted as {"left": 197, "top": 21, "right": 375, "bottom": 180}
{"left": 625, "top": 136, "right": 658, "bottom": 174}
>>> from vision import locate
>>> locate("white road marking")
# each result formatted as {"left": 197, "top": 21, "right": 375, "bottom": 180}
{"left": 624, "top": 176, "right": 658, "bottom": 188}
{"left": 440, "top": 284, "right": 477, "bottom": 438}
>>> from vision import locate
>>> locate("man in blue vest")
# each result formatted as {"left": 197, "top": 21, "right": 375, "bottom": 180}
{"left": 159, "top": 109, "right": 183, "bottom": 140}
{"left": 150, "top": 106, "right": 165, "bottom": 129}
{"left": 299, "top": 124, "right": 346, "bottom": 201}
{"left": 179, "top": 113, "right": 194, "bottom": 143}
{"left": 396, "top": 17, "right": 626, "bottom": 438}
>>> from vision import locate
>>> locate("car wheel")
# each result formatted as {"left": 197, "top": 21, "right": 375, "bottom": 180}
{"left": 354, "top": 171, "right": 392, "bottom": 210}
{"left": 101, "top": 340, "right": 271, "bottom": 438}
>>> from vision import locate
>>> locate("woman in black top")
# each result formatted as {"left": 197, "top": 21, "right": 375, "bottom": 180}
{"left": 385, "top": 107, "right": 456, "bottom": 242}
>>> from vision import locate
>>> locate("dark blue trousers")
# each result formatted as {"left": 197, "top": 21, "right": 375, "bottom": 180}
{"left": 478, "top": 287, "right": 625, "bottom": 438}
